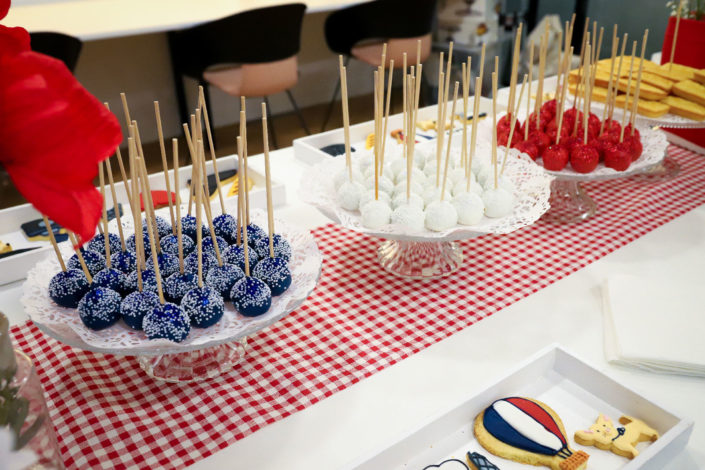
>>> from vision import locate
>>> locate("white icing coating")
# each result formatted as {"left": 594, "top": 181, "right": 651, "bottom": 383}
{"left": 360, "top": 200, "right": 391, "bottom": 229}
{"left": 453, "top": 192, "right": 485, "bottom": 225}
{"left": 358, "top": 189, "right": 391, "bottom": 210}
{"left": 392, "top": 192, "right": 424, "bottom": 210}
{"left": 391, "top": 204, "right": 425, "bottom": 232}
{"left": 482, "top": 187, "right": 515, "bottom": 218}
{"left": 363, "top": 175, "right": 394, "bottom": 194}
{"left": 356, "top": 152, "right": 375, "bottom": 174}
{"left": 336, "top": 181, "right": 365, "bottom": 211}
{"left": 333, "top": 167, "right": 364, "bottom": 189}
{"left": 451, "top": 174, "right": 481, "bottom": 197}
{"left": 425, "top": 200, "right": 458, "bottom": 231}
{"left": 393, "top": 167, "right": 427, "bottom": 185}
{"left": 422, "top": 186, "right": 452, "bottom": 207}
{"left": 448, "top": 167, "right": 468, "bottom": 185}
{"left": 492, "top": 400, "right": 564, "bottom": 452}
{"left": 392, "top": 181, "right": 424, "bottom": 198}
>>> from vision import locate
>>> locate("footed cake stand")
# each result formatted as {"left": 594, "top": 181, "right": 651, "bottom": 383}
{"left": 22, "top": 209, "right": 322, "bottom": 383}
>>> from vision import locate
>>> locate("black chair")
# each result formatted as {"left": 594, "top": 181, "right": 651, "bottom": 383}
{"left": 30, "top": 32, "right": 83, "bottom": 72}
{"left": 320, "top": 0, "right": 437, "bottom": 131}
{"left": 168, "top": 3, "right": 310, "bottom": 149}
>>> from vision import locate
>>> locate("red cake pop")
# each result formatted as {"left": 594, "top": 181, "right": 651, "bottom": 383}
{"left": 541, "top": 99, "right": 558, "bottom": 119}
{"left": 529, "top": 130, "right": 551, "bottom": 155}
{"left": 570, "top": 144, "right": 599, "bottom": 173}
{"left": 628, "top": 134, "right": 643, "bottom": 161}
{"left": 515, "top": 140, "right": 539, "bottom": 160}
{"left": 603, "top": 141, "right": 632, "bottom": 171}
{"left": 542, "top": 145, "right": 569, "bottom": 171}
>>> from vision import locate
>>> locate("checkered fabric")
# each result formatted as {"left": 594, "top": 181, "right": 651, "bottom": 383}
{"left": 10, "top": 145, "right": 705, "bottom": 469}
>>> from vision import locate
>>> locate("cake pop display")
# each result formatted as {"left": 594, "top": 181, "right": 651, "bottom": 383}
{"left": 45, "top": 216, "right": 90, "bottom": 308}
{"left": 92, "top": 268, "right": 127, "bottom": 296}
{"left": 78, "top": 287, "right": 122, "bottom": 330}
{"left": 143, "top": 215, "right": 171, "bottom": 239}
{"left": 452, "top": 179, "right": 483, "bottom": 197}
{"left": 121, "top": 290, "right": 160, "bottom": 330}
{"left": 205, "top": 264, "right": 243, "bottom": 301}
{"left": 253, "top": 256, "right": 291, "bottom": 296}
{"left": 160, "top": 233, "right": 195, "bottom": 256}
{"left": 125, "top": 268, "right": 158, "bottom": 293}
{"left": 110, "top": 250, "right": 137, "bottom": 274}
{"left": 184, "top": 243, "right": 218, "bottom": 275}
{"left": 202, "top": 235, "right": 228, "bottom": 257}
{"left": 392, "top": 192, "right": 424, "bottom": 210}
{"left": 333, "top": 167, "right": 364, "bottom": 189}
{"left": 336, "top": 180, "right": 366, "bottom": 211}
{"left": 482, "top": 187, "right": 515, "bottom": 218}
{"left": 425, "top": 200, "right": 458, "bottom": 231}
{"left": 358, "top": 189, "right": 391, "bottom": 210}
{"left": 453, "top": 192, "right": 485, "bottom": 225}
{"left": 422, "top": 186, "right": 452, "bottom": 207}
{"left": 145, "top": 252, "right": 179, "bottom": 278}
{"left": 222, "top": 244, "right": 259, "bottom": 273}
{"left": 604, "top": 142, "right": 632, "bottom": 171}
{"left": 182, "top": 284, "right": 224, "bottom": 328}
{"left": 212, "top": 214, "right": 237, "bottom": 244}
{"left": 231, "top": 136, "right": 273, "bottom": 317}
{"left": 68, "top": 249, "right": 105, "bottom": 276}
{"left": 126, "top": 229, "right": 151, "bottom": 253}
{"left": 361, "top": 199, "right": 392, "bottom": 229}
{"left": 391, "top": 203, "right": 425, "bottom": 231}
{"left": 363, "top": 174, "right": 394, "bottom": 194}
{"left": 570, "top": 144, "right": 600, "bottom": 173}
{"left": 163, "top": 271, "right": 198, "bottom": 303}
{"left": 253, "top": 233, "right": 291, "bottom": 261}
{"left": 393, "top": 167, "right": 426, "bottom": 186}
{"left": 87, "top": 233, "right": 121, "bottom": 257}
{"left": 180, "top": 214, "right": 208, "bottom": 241}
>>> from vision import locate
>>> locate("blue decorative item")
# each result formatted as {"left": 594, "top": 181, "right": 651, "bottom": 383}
{"left": 143, "top": 302, "right": 190, "bottom": 342}
{"left": 110, "top": 250, "right": 137, "bottom": 274}
{"left": 222, "top": 244, "right": 259, "bottom": 273}
{"left": 48, "top": 269, "right": 90, "bottom": 308}
{"left": 145, "top": 252, "right": 180, "bottom": 278}
{"left": 184, "top": 251, "right": 218, "bottom": 277}
{"left": 202, "top": 235, "right": 228, "bottom": 257}
{"left": 252, "top": 257, "right": 291, "bottom": 296}
{"left": 181, "top": 286, "right": 225, "bottom": 328}
{"left": 253, "top": 234, "right": 292, "bottom": 261}
{"left": 143, "top": 215, "right": 172, "bottom": 239}
{"left": 212, "top": 213, "right": 238, "bottom": 244}
{"left": 180, "top": 215, "right": 208, "bottom": 241}
{"left": 126, "top": 230, "right": 151, "bottom": 253}
{"left": 91, "top": 268, "right": 127, "bottom": 296}
{"left": 160, "top": 234, "right": 195, "bottom": 256}
{"left": 87, "top": 232, "right": 121, "bottom": 257}
{"left": 230, "top": 276, "right": 271, "bottom": 317}
{"left": 120, "top": 290, "right": 160, "bottom": 330}
{"left": 67, "top": 249, "right": 106, "bottom": 276}
{"left": 206, "top": 264, "right": 244, "bottom": 300}
{"left": 77, "top": 287, "right": 122, "bottom": 330}
{"left": 163, "top": 272, "right": 198, "bottom": 303}
{"left": 124, "top": 269, "right": 158, "bottom": 293}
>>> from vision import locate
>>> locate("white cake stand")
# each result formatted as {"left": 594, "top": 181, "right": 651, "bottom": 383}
{"left": 301, "top": 148, "right": 553, "bottom": 279}
{"left": 21, "top": 209, "right": 322, "bottom": 383}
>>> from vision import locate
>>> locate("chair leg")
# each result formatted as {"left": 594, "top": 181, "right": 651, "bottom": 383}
{"left": 199, "top": 81, "right": 218, "bottom": 149}
{"left": 320, "top": 55, "right": 350, "bottom": 132}
{"left": 263, "top": 96, "right": 278, "bottom": 150}
{"left": 286, "top": 89, "right": 310, "bottom": 135}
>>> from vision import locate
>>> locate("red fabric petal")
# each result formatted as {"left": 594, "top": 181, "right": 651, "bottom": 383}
{"left": 0, "top": 24, "right": 30, "bottom": 57}
{"left": 0, "top": 0, "right": 10, "bottom": 20}
{"left": 0, "top": 51, "right": 122, "bottom": 243}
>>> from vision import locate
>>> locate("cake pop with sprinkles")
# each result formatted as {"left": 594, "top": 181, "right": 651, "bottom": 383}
{"left": 180, "top": 214, "right": 208, "bottom": 241}
{"left": 78, "top": 286, "right": 122, "bottom": 330}
{"left": 126, "top": 229, "right": 151, "bottom": 253}
{"left": 125, "top": 268, "right": 158, "bottom": 293}
{"left": 103, "top": 152, "right": 138, "bottom": 275}
{"left": 202, "top": 235, "right": 228, "bottom": 257}
{"left": 110, "top": 250, "right": 137, "bottom": 274}
{"left": 231, "top": 136, "right": 272, "bottom": 316}
{"left": 146, "top": 251, "right": 179, "bottom": 278}
{"left": 143, "top": 215, "right": 171, "bottom": 239}
{"left": 87, "top": 232, "right": 121, "bottom": 257}
{"left": 45, "top": 216, "right": 90, "bottom": 308}
{"left": 251, "top": 106, "right": 292, "bottom": 297}
{"left": 68, "top": 248, "right": 105, "bottom": 276}
{"left": 222, "top": 242, "right": 259, "bottom": 273}
{"left": 213, "top": 213, "right": 238, "bottom": 244}
{"left": 160, "top": 233, "right": 195, "bottom": 256}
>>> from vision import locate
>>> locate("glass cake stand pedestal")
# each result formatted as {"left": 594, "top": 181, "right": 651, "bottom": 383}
{"left": 377, "top": 239, "right": 465, "bottom": 279}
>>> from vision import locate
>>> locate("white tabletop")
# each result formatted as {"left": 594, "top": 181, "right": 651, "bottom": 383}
{"left": 4, "top": 0, "right": 366, "bottom": 41}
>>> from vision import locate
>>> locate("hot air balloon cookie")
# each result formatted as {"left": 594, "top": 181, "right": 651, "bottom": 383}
{"left": 474, "top": 397, "right": 589, "bottom": 470}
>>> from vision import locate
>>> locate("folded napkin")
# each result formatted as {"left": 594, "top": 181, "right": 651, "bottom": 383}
{"left": 602, "top": 274, "right": 705, "bottom": 377}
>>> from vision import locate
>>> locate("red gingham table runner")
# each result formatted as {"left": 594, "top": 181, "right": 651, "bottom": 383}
{"left": 10, "top": 145, "right": 705, "bottom": 469}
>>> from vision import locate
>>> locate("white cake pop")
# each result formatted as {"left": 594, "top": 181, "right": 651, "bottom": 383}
{"left": 471, "top": 155, "right": 491, "bottom": 175}
{"left": 334, "top": 167, "right": 364, "bottom": 189}
{"left": 394, "top": 167, "right": 427, "bottom": 185}
{"left": 391, "top": 204, "right": 425, "bottom": 232}
{"left": 476, "top": 165, "right": 496, "bottom": 188}
{"left": 361, "top": 199, "right": 392, "bottom": 229}
{"left": 392, "top": 180, "right": 424, "bottom": 198}
{"left": 392, "top": 192, "right": 424, "bottom": 210}
{"left": 357, "top": 152, "right": 375, "bottom": 174}
{"left": 482, "top": 187, "right": 515, "bottom": 218}
{"left": 425, "top": 200, "right": 458, "bottom": 231}
{"left": 358, "top": 189, "right": 391, "bottom": 210}
{"left": 423, "top": 162, "right": 438, "bottom": 179}
{"left": 385, "top": 158, "right": 406, "bottom": 180}
{"left": 452, "top": 191, "right": 485, "bottom": 225}
{"left": 364, "top": 174, "right": 394, "bottom": 194}
{"left": 336, "top": 180, "right": 365, "bottom": 210}
{"left": 422, "top": 186, "right": 452, "bottom": 207}
{"left": 496, "top": 175, "right": 516, "bottom": 195}
{"left": 448, "top": 167, "right": 467, "bottom": 185}
{"left": 451, "top": 172, "right": 480, "bottom": 196}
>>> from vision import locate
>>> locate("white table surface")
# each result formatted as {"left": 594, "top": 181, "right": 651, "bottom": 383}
{"left": 1, "top": 108, "right": 704, "bottom": 470}
{"left": 4, "top": 0, "right": 366, "bottom": 41}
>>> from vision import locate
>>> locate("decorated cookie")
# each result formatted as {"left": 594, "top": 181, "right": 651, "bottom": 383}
{"left": 422, "top": 458, "right": 469, "bottom": 470}
{"left": 475, "top": 397, "right": 589, "bottom": 470}
{"left": 466, "top": 451, "right": 499, "bottom": 470}
{"left": 574, "top": 414, "right": 658, "bottom": 459}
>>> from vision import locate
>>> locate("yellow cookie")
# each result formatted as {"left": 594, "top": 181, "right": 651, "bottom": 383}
{"left": 575, "top": 414, "right": 658, "bottom": 459}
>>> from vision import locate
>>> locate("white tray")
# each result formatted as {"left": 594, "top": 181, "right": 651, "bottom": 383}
{"left": 0, "top": 153, "right": 285, "bottom": 286}
{"left": 346, "top": 345, "right": 693, "bottom": 470}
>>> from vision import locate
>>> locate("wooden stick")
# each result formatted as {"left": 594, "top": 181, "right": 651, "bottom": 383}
{"left": 619, "top": 41, "right": 637, "bottom": 143}
{"left": 402, "top": 53, "right": 408, "bottom": 161}
{"left": 104, "top": 102, "right": 131, "bottom": 203}
{"left": 588, "top": 26, "right": 604, "bottom": 112}
{"left": 669, "top": 0, "right": 684, "bottom": 72}
{"left": 583, "top": 43, "right": 591, "bottom": 144}
{"left": 525, "top": 40, "right": 534, "bottom": 141}
{"left": 380, "top": 59, "right": 394, "bottom": 175}
{"left": 237, "top": 137, "right": 251, "bottom": 277}
{"left": 572, "top": 18, "right": 591, "bottom": 110}
{"left": 412, "top": 64, "right": 423, "bottom": 160}
{"left": 555, "top": 46, "right": 574, "bottom": 145}
{"left": 154, "top": 101, "right": 176, "bottom": 229}
{"left": 461, "top": 61, "right": 469, "bottom": 171}
{"left": 406, "top": 73, "right": 414, "bottom": 201}
{"left": 139, "top": 158, "right": 165, "bottom": 303}
{"left": 197, "top": 87, "right": 227, "bottom": 216}
{"left": 104, "top": 156, "right": 125, "bottom": 252}
{"left": 119, "top": 92, "right": 132, "bottom": 129}
{"left": 609, "top": 33, "right": 629, "bottom": 124}
{"left": 441, "top": 82, "right": 460, "bottom": 199}
{"left": 192, "top": 138, "right": 204, "bottom": 288}
{"left": 239, "top": 102, "right": 251, "bottom": 226}
{"left": 507, "top": 23, "right": 523, "bottom": 120}
{"left": 502, "top": 74, "right": 528, "bottom": 175}
{"left": 373, "top": 69, "right": 380, "bottom": 200}
{"left": 44, "top": 215, "right": 66, "bottom": 271}
{"left": 68, "top": 232, "right": 92, "bottom": 283}
{"left": 630, "top": 29, "right": 649, "bottom": 133}
{"left": 339, "top": 56, "right": 353, "bottom": 181}
{"left": 196, "top": 140, "right": 223, "bottom": 266}
{"left": 172, "top": 138, "right": 185, "bottom": 274}
{"left": 416, "top": 39, "right": 422, "bottom": 68}
{"left": 467, "top": 75, "right": 482, "bottom": 193}
{"left": 436, "top": 52, "right": 445, "bottom": 184}
{"left": 99, "top": 161, "right": 112, "bottom": 267}
{"left": 235, "top": 138, "right": 242, "bottom": 247}
{"left": 491, "top": 71, "right": 498, "bottom": 189}
{"left": 535, "top": 25, "right": 548, "bottom": 130}
{"left": 600, "top": 26, "right": 619, "bottom": 136}
{"left": 261, "top": 102, "right": 275, "bottom": 258}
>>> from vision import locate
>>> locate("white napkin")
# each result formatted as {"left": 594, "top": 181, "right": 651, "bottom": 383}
{"left": 602, "top": 274, "right": 705, "bottom": 377}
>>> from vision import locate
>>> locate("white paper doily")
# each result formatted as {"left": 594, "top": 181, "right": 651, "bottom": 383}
{"left": 300, "top": 141, "right": 553, "bottom": 242}
{"left": 476, "top": 115, "right": 669, "bottom": 181}
{"left": 21, "top": 209, "right": 321, "bottom": 356}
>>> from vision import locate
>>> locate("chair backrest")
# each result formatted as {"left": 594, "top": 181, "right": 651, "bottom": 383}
{"left": 325, "top": 0, "right": 437, "bottom": 55}
{"left": 30, "top": 32, "right": 83, "bottom": 72}
{"left": 170, "top": 3, "right": 307, "bottom": 79}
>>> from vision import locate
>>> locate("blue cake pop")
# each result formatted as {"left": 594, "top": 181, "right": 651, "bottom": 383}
{"left": 181, "top": 286, "right": 225, "bottom": 328}
{"left": 164, "top": 272, "right": 198, "bottom": 303}
{"left": 92, "top": 268, "right": 127, "bottom": 296}
{"left": 212, "top": 214, "right": 238, "bottom": 244}
{"left": 253, "top": 257, "right": 291, "bottom": 296}
{"left": 160, "top": 234, "right": 195, "bottom": 256}
{"left": 67, "top": 249, "right": 106, "bottom": 276}
{"left": 253, "top": 234, "right": 292, "bottom": 262}
{"left": 143, "top": 215, "right": 172, "bottom": 239}
{"left": 120, "top": 290, "right": 160, "bottom": 330}
{"left": 222, "top": 244, "right": 259, "bottom": 273}
{"left": 206, "top": 264, "right": 244, "bottom": 301}
{"left": 202, "top": 235, "right": 228, "bottom": 257}
{"left": 110, "top": 250, "right": 137, "bottom": 274}
{"left": 126, "top": 230, "right": 151, "bottom": 253}
{"left": 143, "top": 302, "right": 190, "bottom": 342}
{"left": 180, "top": 215, "right": 208, "bottom": 241}
{"left": 124, "top": 268, "right": 158, "bottom": 293}
{"left": 77, "top": 287, "right": 122, "bottom": 330}
{"left": 146, "top": 252, "right": 179, "bottom": 278}
{"left": 241, "top": 223, "right": 267, "bottom": 246}
{"left": 230, "top": 276, "right": 272, "bottom": 317}
{"left": 87, "top": 233, "right": 122, "bottom": 257}
{"left": 184, "top": 251, "right": 218, "bottom": 277}
{"left": 48, "top": 269, "right": 90, "bottom": 308}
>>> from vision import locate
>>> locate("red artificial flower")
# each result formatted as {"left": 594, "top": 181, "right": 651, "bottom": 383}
{"left": 0, "top": 0, "right": 122, "bottom": 243}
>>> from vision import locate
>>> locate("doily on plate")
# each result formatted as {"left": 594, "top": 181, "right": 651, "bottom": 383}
{"left": 299, "top": 141, "right": 553, "bottom": 242}
{"left": 477, "top": 115, "right": 669, "bottom": 181}
{"left": 21, "top": 209, "right": 322, "bottom": 356}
